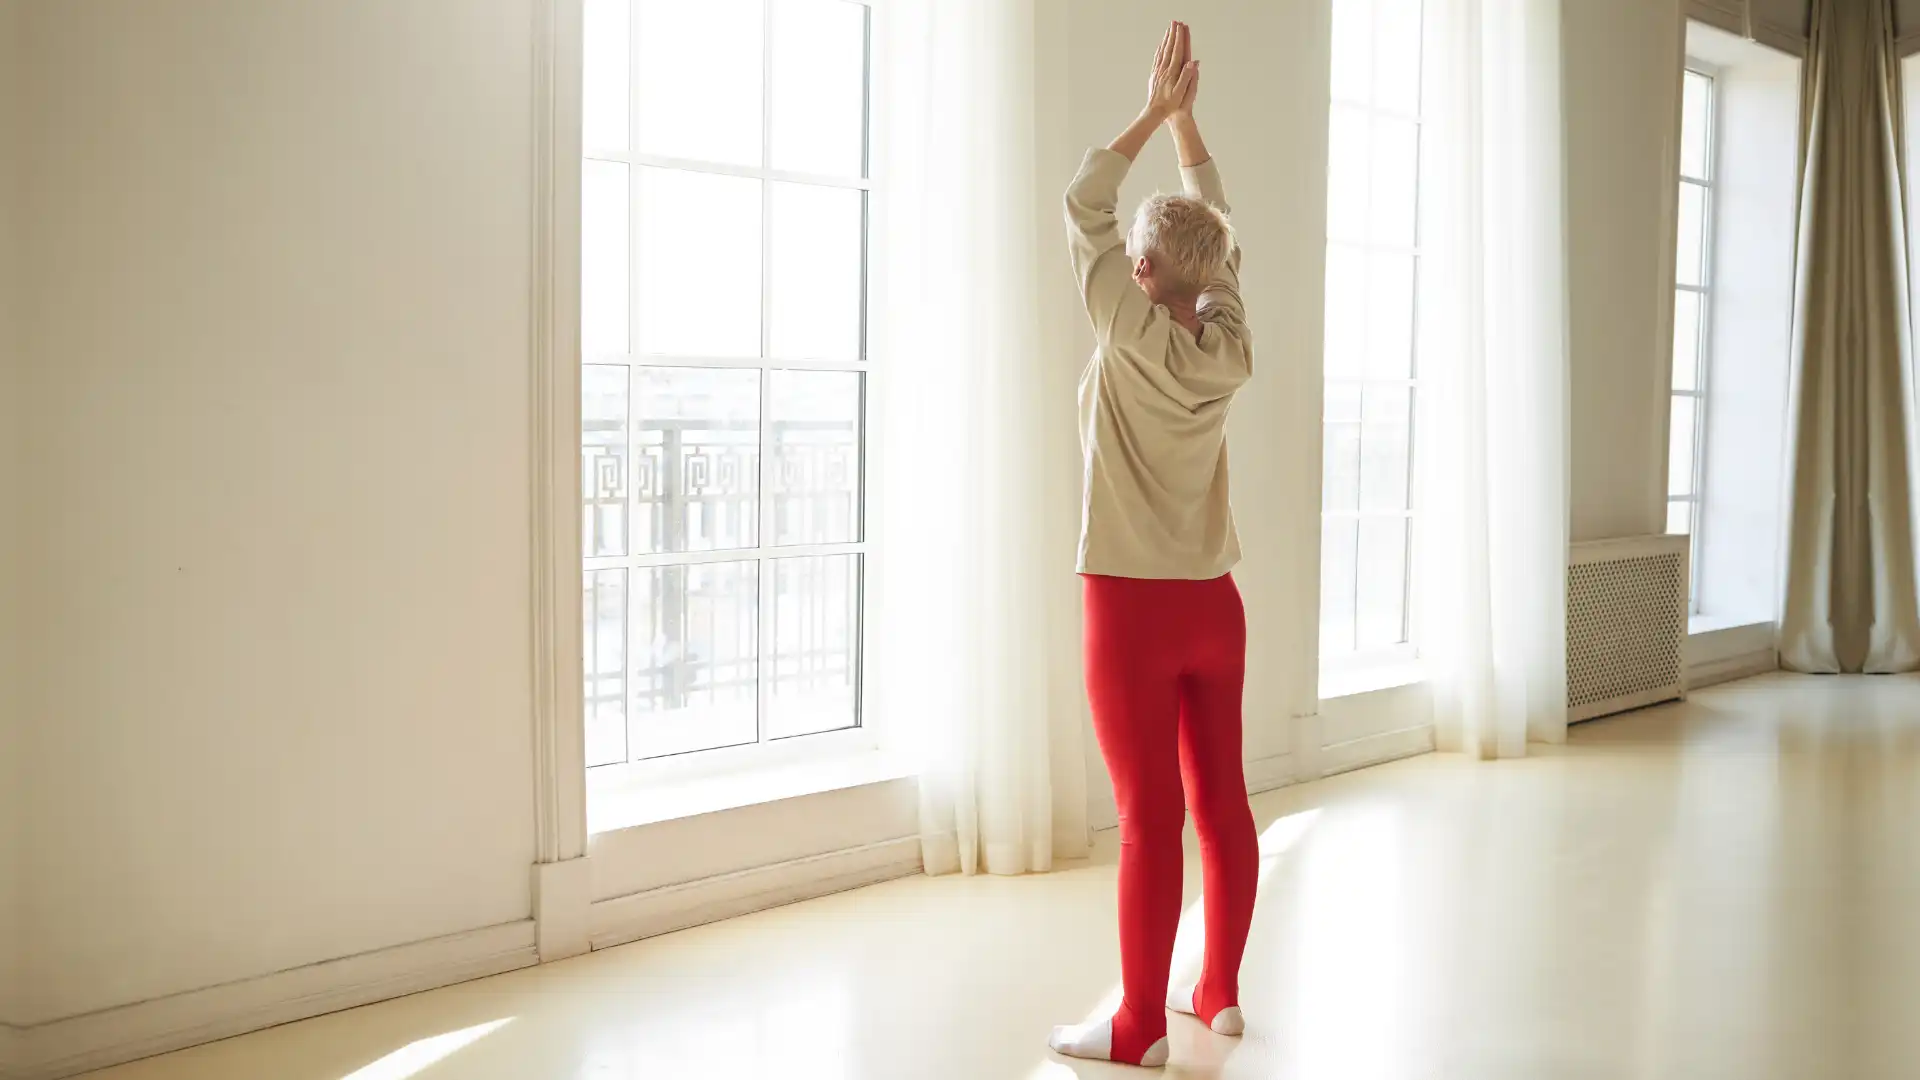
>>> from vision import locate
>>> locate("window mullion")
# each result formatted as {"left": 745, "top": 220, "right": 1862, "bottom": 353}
{"left": 623, "top": 3, "right": 643, "bottom": 768}
{"left": 755, "top": 0, "right": 777, "bottom": 746}
{"left": 1688, "top": 67, "right": 1717, "bottom": 609}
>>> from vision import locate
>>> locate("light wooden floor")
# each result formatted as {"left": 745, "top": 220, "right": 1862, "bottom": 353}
{"left": 84, "top": 673, "right": 1920, "bottom": 1079}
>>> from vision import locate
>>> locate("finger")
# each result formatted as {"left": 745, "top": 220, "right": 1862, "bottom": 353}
{"left": 1174, "top": 62, "right": 1196, "bottom": 101}
{"left": 1154, "top": 24, "right": 1170, "bottom": 69}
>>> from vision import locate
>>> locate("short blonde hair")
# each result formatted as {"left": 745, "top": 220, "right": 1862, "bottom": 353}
{"left": 1126, "top": 194, "right": 1233, "bottom": 295}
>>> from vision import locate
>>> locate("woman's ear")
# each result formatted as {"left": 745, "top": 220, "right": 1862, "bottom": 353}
{"left": 1132, "top": 255, "right": 1151, "bottom": 285}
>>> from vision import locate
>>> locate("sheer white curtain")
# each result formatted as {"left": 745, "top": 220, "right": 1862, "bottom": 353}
{"left": 867, "top": 0, "right": 1090, "bottom": 874}
{"left": 1415, "top": 0, "right": 1571, "bottom": 758}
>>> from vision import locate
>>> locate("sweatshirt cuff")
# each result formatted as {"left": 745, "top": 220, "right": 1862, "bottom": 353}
{"left": 1179, "top": 156, "right": 1228, "bottom": 210}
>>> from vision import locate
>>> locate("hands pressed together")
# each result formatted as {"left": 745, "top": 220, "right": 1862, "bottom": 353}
{"left": 1145, "top": 21, "right": 1199, "bottom": 125}
{"left": 1105, "top": 21, "right": 1211, "bottom": 168}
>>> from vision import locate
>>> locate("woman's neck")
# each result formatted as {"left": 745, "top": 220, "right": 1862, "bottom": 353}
{"left": 1165, "top": 299, "right": 1202, "bottom": 339}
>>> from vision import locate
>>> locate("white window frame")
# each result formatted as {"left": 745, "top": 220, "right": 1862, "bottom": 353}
{"left": 1669, "top": 58, "right": 1718, "bottom": 612}
{"left": 1319, "top": 0, "right": 1425, "bottom": 673}
{"left": 580, "top": 0, "right": 883, "bottom": 801}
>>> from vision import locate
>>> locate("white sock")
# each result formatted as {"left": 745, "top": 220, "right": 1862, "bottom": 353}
{"left": 1048, "top": 1020, "right": 1171, "bottom": 1067}
{"left": 1166, "top": 986, "right": 1246, "bottom": 1036}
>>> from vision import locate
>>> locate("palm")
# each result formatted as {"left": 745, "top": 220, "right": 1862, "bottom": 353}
{"left": 1146, "top": 22, "right": 1195, "bottom": 118}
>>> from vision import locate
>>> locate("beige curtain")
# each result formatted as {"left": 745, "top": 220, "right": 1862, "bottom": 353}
{"left": 1778, "top": 0, "right": 1920, "bottom": 673}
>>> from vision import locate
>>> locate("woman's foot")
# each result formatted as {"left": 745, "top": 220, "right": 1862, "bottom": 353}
{"left": 1048, "top": 1019, "right": 1172, "bottom": 1067}
{"left": 1167, "top": 985, "right": 1246, "bottom": 1036}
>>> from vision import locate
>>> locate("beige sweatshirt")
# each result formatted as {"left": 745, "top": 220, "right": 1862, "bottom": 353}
{"left": 1064, "top": 148, "right": 1252, "bottom": 580}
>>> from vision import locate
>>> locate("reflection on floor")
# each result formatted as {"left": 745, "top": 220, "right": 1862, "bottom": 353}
{"left": 82, "top": 673, "right": 1920, "bottom": 1079}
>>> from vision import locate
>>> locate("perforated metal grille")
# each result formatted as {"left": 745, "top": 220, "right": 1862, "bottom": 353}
{"left": 1567, "top": 551, "right": 1686, "bottom": 712}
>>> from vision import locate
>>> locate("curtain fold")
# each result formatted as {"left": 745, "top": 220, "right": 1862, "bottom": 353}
{"left": 1777, "top": 0, "right": 1920, "bottom": 674}
{"left": 1416, "top": 0, "right": 1571, "bottom": 758}
{"left": 868, "top": 0, "right": 1089, "bottom": 875}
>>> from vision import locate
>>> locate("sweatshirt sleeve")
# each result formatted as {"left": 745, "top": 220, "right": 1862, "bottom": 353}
{"left": 1063, "top": 148, "right": 1157, "bottom": 347}
{"left": 1179, "top": 156, "right": 1245, "bottom": 330}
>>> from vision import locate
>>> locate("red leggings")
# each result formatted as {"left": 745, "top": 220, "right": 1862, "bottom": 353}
{"left": 1083, "top": 573, "right": 1258, "bottom": 1062}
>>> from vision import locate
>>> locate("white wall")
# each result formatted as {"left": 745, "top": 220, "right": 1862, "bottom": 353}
{"left": 1564, "top": 0, "right": 1687, "bottom": 543}
{"left": 589, "top": 779, "right": 918, "bottom": 901}
{"left": 14, "top": 0, "right": 539, "bottom": 1023}
{"left": 1052, "top": 0, "right": 1330, "bottom": 826}
{"left": 1, "top": 0, "right": 26, "bottom": 1037}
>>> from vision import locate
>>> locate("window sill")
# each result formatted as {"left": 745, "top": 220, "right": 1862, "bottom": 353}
{"left": 1688, "top": 612, "right": 1770, "bottom": 637}
{"left": 587, "top": 746, "right": 917, "bottom": 834}
{"left": 1319, "top": 659, "right": 1427, "bottom": 702}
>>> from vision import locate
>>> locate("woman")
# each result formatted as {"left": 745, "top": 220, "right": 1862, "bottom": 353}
{"left": 1046, "top": 20, "right": 1260, "bottom": 1071}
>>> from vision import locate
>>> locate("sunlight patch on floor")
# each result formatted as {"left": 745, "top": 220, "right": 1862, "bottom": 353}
{"left": 338, "top": 1018, "right": 513, "bottom": 1080}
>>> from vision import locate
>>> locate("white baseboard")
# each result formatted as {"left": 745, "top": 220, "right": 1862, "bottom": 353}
{"left": 14, "top": 920, "right": 537, "bottom": 1080}
{"left": 589, "top": 835, "right": 922, "bottom": 951}
{"left": 533, "top": 857, "right": 593, "bottom": 962}
{"left": 1242, "top": 751, "right": 1295, "bottom": 796}
{"left": 1687, "top": 648, "right": 1777, "bottom": 691}
{"left": 1321, "top": 724, "right": 1435, "bottom": 778}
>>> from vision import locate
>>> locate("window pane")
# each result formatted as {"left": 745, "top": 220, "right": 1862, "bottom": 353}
{"left": 1369, "top": 115, "right": 1419, "bottom": 247}
{"left": 1374, "top": 0, "right": 1423, "bottom": 115}
{"left": 1326, "top": 381, "right": 1364, "bottom": 423}
{"left": 771, "top": 370, "right": 861, "bottom": 545}
{"left": 1326, "top": 108, "right": 1370, "bottom": 244}
{"left": 1324, "top": 422, "right": 1362, "bottom": 512}
{"left": 1366, "top": 252, "right": 1415, "bottom": 378}
{"left": 1324, "top": 244, "right": 1366, "bottom": 378}
{"left": 767, "top": 555, "right": 860, "bottom": 739}
{"left": 584, "top": 365, "right": 630, "bottom": 557}
{"left": 584, "top": 569, "right": 628, "bottom": 767}
{"left": 1676, "top": 182, "right": 1707, "bottom": 288}
{"left": 637, "top": 168, "right": 762, "bottom": 357}
{"left": 582, "top": 160, "right": 630, "bottom": 357}
{"left": 1360, "top": 383, "right": 1413, "bottom": 512}
{"left": 1357, "top": 516, "right": 1410, "bottom": 648}
{"left": 583, "top": 0, "right": 630, "bottom": 152}
{"left": 1321, "top": 517, "right": 1359, "bottom": 655}
{"left": 636, "top": 0, "right": 763, "bottom": 166}
{"left": 1667, "top": 499, "right": 1693, "bottom": 536}
{"left": 770, "top": 183, "right": 863, "bottom": 361}
{"left": 1681, "top": 70, "right": 1712, "bottom": 180}
{"left": 770, "top": 0, "right": 867, "bottom": 177}
{"left": 1330, "top": 0, "right": 1373, "bottom": 104}
{"left": 1668, "top": 396, "right": 1697, "bottom": 497}
{"left": 1672, "top": 289, "right": 1702, "bottom": 392}
{"left": 632, "top": 561, "right": 759, "bottom": 759}
{"left": 635, "top": 367, "right": 761, "bottom": 553}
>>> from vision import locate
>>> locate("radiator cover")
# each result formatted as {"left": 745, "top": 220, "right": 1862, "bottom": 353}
{"left": 1566, "top": 535, "right": 1690, "bottom": 723}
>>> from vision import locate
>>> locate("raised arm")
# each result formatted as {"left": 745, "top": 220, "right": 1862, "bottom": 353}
{"left": 1165, "top": 68, "right": 1245, "bottom": 328}
{"left": 1115, "top": 22, "right": 1196, "bottom": 161}
{"left": 1063, "top": 23, "right": 1197, "bottom": 342}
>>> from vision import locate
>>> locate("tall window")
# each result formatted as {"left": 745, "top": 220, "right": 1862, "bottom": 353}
{"left": 1669, "top": 65, "right": 1715, "bottom": 606}
{"left": 580, "top": 0, "right": 872, "bottom": 769}
{"left": 1321, "top": 0, "right": 1423, "bottom": 663}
